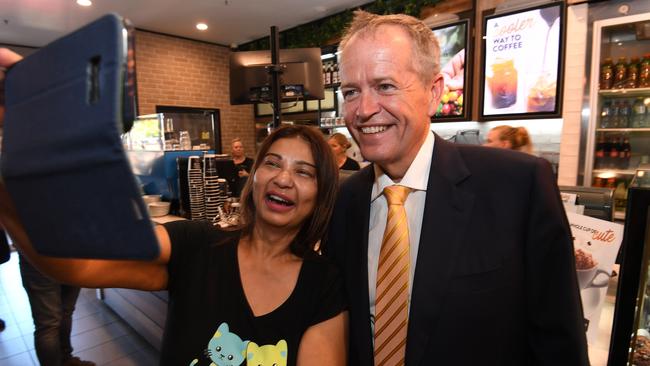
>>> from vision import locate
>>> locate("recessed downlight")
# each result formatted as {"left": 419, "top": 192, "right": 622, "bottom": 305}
{"left": 196, "top": 23, "right": 208, "bottom": 31}
{"left": 77, "top": 0, "right": 92, "bottom": 6}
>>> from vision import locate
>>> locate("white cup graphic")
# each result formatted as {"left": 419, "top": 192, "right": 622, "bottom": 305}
{"left": 576, "top": 266, "right": 610, "bottom": 289}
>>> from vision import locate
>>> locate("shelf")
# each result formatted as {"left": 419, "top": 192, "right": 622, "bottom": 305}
{"left": 593, "top": 169, "right": 638, "bottom": 175}
{"left": 599, "top": 87, "right": 650, "bottom": 97}
{"left": 596, "top": 128, "right": 650, "bottom": 132}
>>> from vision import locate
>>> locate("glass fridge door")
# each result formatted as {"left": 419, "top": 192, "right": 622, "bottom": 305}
{"left": 585, "top": 13, "right": 650, "bottom": 221}
{"left": 609, "top": 187, "right": 650, "bottom": 365}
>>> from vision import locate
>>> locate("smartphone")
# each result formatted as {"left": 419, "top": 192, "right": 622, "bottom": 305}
{"left": 0, "top": 14, "right": 160, "bottom": 260}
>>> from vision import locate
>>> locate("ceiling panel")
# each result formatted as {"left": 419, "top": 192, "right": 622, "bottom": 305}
{"left": 0, "top": 0, "right": 368, "bottom": 47}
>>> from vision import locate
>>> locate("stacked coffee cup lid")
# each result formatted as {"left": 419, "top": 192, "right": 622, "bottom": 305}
{"left": 187, "top": 156, "right": 206, "bottom": 220}
{"left": 203, "top": 154, "right": 221, "bottom": 221}
{"left": 216, "top": 178, "right": 229, "bottom": 214}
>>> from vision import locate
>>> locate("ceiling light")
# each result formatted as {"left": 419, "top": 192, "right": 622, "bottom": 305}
{"left": 76, "top": 0, "right": 92, "bottom": 6}
{"left": 196, "top": 23, "right": 208, "bottom": 31}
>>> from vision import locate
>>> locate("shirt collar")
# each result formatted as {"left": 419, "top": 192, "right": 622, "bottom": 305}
{"left": 371, "top": 131, "right": 435, "bottom": 202}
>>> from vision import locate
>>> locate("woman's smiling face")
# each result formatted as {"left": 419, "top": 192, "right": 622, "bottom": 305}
{"left": 252, "top": 136, "right": 318, "bottom": 230}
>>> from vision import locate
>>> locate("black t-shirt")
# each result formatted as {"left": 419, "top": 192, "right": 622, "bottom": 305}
{"left": 160, "top": 220, "right": 345, "bottom": 366}
{"left": 233, "top": 157, "right": 254, "bottom": 197}
{"left": 340, "top": 157, "right": 360, "bottom": 171}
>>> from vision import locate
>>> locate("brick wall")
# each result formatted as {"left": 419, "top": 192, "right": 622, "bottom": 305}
{"left": 134, "top": 31, "right": 256, "bottom": 156}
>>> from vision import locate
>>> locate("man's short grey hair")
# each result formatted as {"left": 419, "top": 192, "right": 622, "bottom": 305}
{"left": 338, "top": 10, "right": 441, "bottom": 84}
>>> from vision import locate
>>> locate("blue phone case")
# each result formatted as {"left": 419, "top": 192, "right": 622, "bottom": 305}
{"left": 1, "top": 14, "right": 160, "bottom": 260}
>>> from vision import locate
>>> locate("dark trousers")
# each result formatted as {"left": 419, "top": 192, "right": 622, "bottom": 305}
{"left": 19, "top": 254, "right": 81, "bottom": 366}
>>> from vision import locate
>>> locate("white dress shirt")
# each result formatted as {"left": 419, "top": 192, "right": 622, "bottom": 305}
{"left": 368, "top": 131, "right": 435, "bottom": 329}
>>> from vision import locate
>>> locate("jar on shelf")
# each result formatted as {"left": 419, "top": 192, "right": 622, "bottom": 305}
{"left": 627, "top": 57, "right": 640, "bottom": 88}
{"left": 613, "top": 57, "right": 628, "bottom": 89}
{"left": 600, "top": 58, "right": 614, "bottom": 90}
{"left": 639, "top": 54, "right": 650, "bottom": 88}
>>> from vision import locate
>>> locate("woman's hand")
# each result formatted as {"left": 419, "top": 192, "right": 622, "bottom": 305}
{"left": 0, "top": 48, "right": 23, "bottom": 131}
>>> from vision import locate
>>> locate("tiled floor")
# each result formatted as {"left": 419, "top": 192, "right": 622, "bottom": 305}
{"left": 0, "top": 251, "right": 160, "bottom": 365}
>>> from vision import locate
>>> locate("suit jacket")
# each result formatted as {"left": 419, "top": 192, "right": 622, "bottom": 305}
{"left": 325, "top": 135, "right": 589, "bottom": 366}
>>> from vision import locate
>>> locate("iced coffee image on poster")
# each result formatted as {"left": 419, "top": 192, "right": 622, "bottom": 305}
{"left": 431, "top": 20, "right": 468, "bottom": 119}
{"left": 481, "top": 3, "right": 562, "bottom": 118}
{"left": 487, "top": 58, "right": 517, "bottom": 109}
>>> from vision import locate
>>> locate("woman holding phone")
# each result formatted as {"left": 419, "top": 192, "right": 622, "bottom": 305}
{"left": 0, "top": 48, "right": 347, "bottom": 366}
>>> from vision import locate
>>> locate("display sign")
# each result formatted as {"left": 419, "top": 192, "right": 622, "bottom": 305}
{"left": 480, "top": 3, "right": 565, "bottom": 120}
{"left": 431, "top": 19, "right": 470, "bottom": 122}
{"left": 566, "top": 211, "right": 623, "bottom": 345}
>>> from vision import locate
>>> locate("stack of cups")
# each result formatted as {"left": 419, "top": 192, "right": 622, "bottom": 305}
{"left": 187, "top": 156, "right": 206, "bottom": 220}
{"left": 216, "top": 178, "right": 229, "bottom": 212}
{"left": 203, "top": 154, "right": 221, "bottom": 221}
{"left": 179, "top": 131, "right": 192, "bottom": 151}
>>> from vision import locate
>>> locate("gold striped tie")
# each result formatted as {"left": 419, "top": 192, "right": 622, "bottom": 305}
{"left": 374, "top": 185, "right": 411, "bottom": 366}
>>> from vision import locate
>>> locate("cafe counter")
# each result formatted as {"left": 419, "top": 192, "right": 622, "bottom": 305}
{"left": 100, "top": 215, "right": 184, "bottom": 350}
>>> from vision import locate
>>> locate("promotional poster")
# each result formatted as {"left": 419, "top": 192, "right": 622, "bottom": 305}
{"left": 566, "top": 211, "right": 624, "bottom": 345}
{"left": 432, "top": 21, "right": 468, "bottom": 119}
{"left": 482, "top": 4, "right": 562, "bottom": 117}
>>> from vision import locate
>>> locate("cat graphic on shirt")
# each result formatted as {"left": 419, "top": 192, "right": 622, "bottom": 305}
{"left": 189, "top": 322, "right": 248, "bottom": 366}
{"left": 246, "top": 340, "right": 288, "bottom": 366}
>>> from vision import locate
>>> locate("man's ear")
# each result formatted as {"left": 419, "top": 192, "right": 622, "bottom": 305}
{"left": 427, "top": 74, "right": 445, "bottom": 117}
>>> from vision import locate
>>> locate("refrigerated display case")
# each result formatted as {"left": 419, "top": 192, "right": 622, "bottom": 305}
{"left": 607, "top": 181, "right": 650, "bottom": 365}
{"left": 585, "top": 13, "right": 650, "bottom": 221}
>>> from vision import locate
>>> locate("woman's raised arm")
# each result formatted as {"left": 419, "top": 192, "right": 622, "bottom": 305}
{"left": 0, "top": 184, "right": 172, "bottom": 290}
{"left": 296, "top": 311, "right": 349, "bottom": 366}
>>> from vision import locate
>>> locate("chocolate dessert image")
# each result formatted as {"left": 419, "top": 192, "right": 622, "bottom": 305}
{"left": 575, "top": 248, "right": 597, "bottom": 270}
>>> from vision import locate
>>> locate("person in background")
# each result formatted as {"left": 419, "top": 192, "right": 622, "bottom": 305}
{"left": 328, "top": 133, "right": 360, "bottom": 171}
{"left": 19, "top": 255, "right": 95, "bottom": 366}
{"left": 484, "top": 125, "right": 534, "bottom": 154}
{"left": 0, "top": 58, "right": 348, "bottom": 366}
{"left": 0, "top": 230, "right": 10, "bottom": 332}
{"left": 325, "top": 10, "right": 588, "bottom": 366}
{"left": 231, "top": 137, "right": 254, "bottom": 197}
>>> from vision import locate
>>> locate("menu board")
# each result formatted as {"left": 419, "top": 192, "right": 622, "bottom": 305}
{"left": 431, "top": 20, "right": 470, "bottom": 122}
{"left": 481, "top": 3, "right": 564, "bottom": 119}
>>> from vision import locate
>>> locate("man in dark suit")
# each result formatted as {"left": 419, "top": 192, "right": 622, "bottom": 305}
{"left": 325, "top": 10, "right": 589, "bottom": 366}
